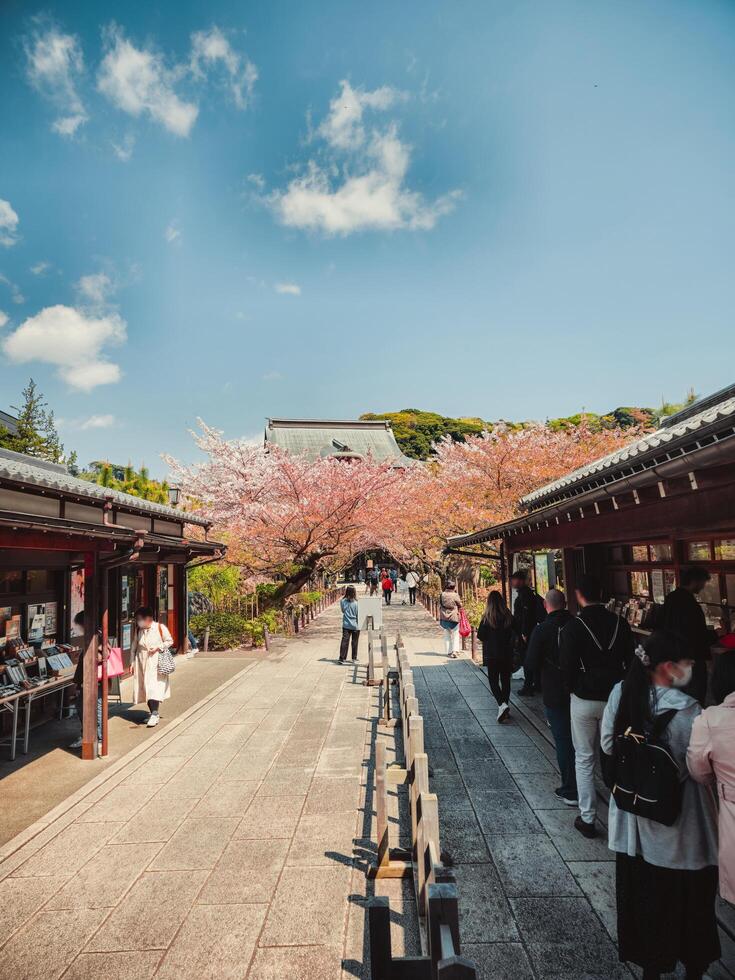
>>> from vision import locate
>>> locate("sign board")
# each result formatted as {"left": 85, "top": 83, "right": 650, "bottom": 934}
{"left": 357, "top": 596, "right": 383, "bottom": 631}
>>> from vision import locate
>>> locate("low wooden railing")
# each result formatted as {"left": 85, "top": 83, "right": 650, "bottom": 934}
{"left": 368, "top": 632, "right": 478, "bottom": 979}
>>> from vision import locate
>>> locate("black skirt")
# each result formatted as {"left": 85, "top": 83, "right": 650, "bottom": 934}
{"left": 616, "top": 852, "right": 720, "bottom": 973}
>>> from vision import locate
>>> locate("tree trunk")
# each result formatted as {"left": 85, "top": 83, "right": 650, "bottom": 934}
{"left": 266, "top": 564, "right": 317, "bottom": 607}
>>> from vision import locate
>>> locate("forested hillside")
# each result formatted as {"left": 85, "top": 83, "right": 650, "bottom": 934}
{"left": 360, "top": 394, "right": 694, "bottom": 460}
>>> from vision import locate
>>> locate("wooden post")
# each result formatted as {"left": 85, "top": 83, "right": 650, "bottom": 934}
{"left": 375, "top": 739, "right": 389, "bottom": 873}
{"left": 81, "top": 551, "right": 98, "bottom": 761}
{"left": 100, "top": 566, "right": 109, "bottom": 758}
{"left": 411, "top": 752, "right": 430, "bottom": 863}
{"left": 203, "top": 626, "right": 210, "bottom": 652}
{"left": 368, "top": 898, "right": 393, "bottom": 980}
{"left": 418, "top": 791, "right": 441, "bottom": 914}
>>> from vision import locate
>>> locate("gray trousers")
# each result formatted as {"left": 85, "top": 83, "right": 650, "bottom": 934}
{"left": 570, "top": 694, "right": 605, "bottom": 824}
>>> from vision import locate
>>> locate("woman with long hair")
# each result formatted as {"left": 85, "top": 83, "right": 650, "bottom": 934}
{"left": 601, "top": 630, "right": 719, "bottom": 980}
{"left": 338, "top": 585, "right": 360, "bottom": 663}
{"left": 477, "top": 590, "right": 514, "bottom": 722}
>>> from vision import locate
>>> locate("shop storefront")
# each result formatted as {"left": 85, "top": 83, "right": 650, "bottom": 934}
{"left": 0, "top": 447, "right": 224, "bottom": 760}
{"left": 447, "top": 383, "right": 735, "bottom": 637}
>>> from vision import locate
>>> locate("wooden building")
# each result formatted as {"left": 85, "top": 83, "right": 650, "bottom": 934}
{"left": 0, "top": 447, "right": 224, "bottom": 760}
{"left": 264, "top": 417, "right": 414, "bottom": 465}
{"left": 447, "top": 384, "right": 735, "bottom": 628}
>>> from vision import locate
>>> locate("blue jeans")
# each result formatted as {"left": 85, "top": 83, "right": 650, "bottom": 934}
{"left": 545, "top": 704, "right": 577, "bottom": 799}
{"left": 78, "top": 683, "right": 103, "bottom": 741}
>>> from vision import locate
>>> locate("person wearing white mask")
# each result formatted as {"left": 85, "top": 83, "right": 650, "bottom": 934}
{"left": 601, "top": 630, "right": 719, "bottom": 980}
{"left": 131, "top": 605, "right": 174, "bottom": 728}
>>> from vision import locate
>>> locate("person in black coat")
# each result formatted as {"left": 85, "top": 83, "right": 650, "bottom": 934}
{"left": 477, "top": 591, "right": 515, "bottom": 722}
{"left": 559, "top": 574, "right": 634, "bottom": 838}
{"left": 511, "top": 570, "right": 546, "bottom": 696}
{"left": 662, "top": 565, "right": 717, "bottom": 706}
{"left": 524, "top": 589, "right": 576, "bottom": 804}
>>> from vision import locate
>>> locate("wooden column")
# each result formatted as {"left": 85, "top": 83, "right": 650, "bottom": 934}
{"left": 100, "top": 566, "right": 109, "bottom": 757}
{"left": 81, "top": 551, "right": 99, "bottom": 761}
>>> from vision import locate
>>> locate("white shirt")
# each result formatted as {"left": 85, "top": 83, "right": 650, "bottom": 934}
{"left": 406, "top": 571, "right": 420, "bottom": 588}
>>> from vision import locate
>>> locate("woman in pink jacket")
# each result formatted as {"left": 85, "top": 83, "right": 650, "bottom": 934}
{"left": 687, "top": 650, "right": 735, "bottom": 904}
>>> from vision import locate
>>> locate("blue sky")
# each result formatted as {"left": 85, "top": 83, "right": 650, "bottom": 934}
{"left": 1, "top": 0, "right": 734, "bottom": 475}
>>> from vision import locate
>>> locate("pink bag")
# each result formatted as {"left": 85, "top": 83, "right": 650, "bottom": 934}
{"left": 98, "top": 646, "right": 124, "bottom": 681}
{"left": 458, "top": 608, "right": 471, "bottom": 638}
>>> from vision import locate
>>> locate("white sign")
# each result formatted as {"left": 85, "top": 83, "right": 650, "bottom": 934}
{"left": 357, "top": 596, "right": 383, "bottom": 631}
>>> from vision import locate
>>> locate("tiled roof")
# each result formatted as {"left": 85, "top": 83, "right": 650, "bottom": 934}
{"left": 265, "top": 418, "right": 414, "bottom": 464}
{"left": 0, "top": 447, "right": 209, "bottom": 526}
{"left": 521, "top": 386, "right": 735, "bottom": 511}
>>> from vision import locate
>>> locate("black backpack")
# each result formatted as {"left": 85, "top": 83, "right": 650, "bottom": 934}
{"left": 608, "top": 710, "right": 682, "bottom": 826}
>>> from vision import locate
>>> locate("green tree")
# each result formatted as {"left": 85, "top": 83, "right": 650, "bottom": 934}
{"left": 0, "top": 379, "right": 65, "bottom": 463}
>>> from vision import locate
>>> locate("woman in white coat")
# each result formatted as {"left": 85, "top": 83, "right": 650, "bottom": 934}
{"left": 131, "top": 605, "right": 173, "bottom": 728}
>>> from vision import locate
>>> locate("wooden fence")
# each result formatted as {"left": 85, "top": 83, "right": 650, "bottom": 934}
{"left": 367, "top": 632, "right": 478, "bottom": 979}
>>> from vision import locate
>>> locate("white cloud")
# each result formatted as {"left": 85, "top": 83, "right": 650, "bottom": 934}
{"left": 0, "top": 311, "right": 8, "bottom": 328}
{"left": 165, "top": 222, "right": 181, "bottom": 244}
{"left": 76, "top": 272, "right": 115, "bottom": 311}
{"left": 318, "top": 79, "right": 404, "bottom": 151}
{"left": 274, "top": 282, "right": 301, "bottom": 296}
{"left": 79, "top": 413, "right": 116, "bottom": 429}
{"left": 262, "top": 370, "right": 282, "bottom": 382}
{"left": 111, "top": 133, "right": 135, "bottom": 161}
{"left": 247, "top": 173, "right": 265, "bottom": 190}
{"left": 0, "top": 199, "right": 19, "bottom": 247}
{"left": 2, "top": 304, "right": 126, "bottom": 391}
{"left": 269, "top": 82, "right": 460, "bottom": 236}
{"left": 190, "top": 27, "right": 257, "bottom": 109}
{"left": 30, "top": 261, "right": 51, "bottom": 276}
{"left": 24, "top": 28, "right": 88, "bottom": 137}
{"left": 98, "top": 27, "right": 198, "bottom": 137}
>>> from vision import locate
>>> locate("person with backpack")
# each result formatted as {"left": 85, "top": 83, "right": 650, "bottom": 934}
{"left": 366, "top": 567, "right": 379, "bottom": 596}
{"left": 559, "top": 574, "right": 634, "bottom": 837}
{"left": 381, "top": 571, "right": 394, "bottom": 605}
{"left": 601, "top": 630, "right": 719, "bottom": 980}
{"left": 511, "top": 569, "right": 546, "bottom": 696}
{"left": 524, "top": 589, "right": 576, "bottom": 804}
{"left": 477, "top": 590, "right": 515, "bottom": 722}
{"left": 687, "top": 649, "right": 735, "bottom": 906}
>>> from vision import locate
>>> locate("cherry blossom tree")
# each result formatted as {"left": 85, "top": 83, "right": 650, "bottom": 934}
{"left": 167, "top": 422, "right": 406, "bottom": 602}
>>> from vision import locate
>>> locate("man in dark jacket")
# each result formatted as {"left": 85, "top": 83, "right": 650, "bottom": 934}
{"left": 511, "top": 569, "right": 545, "bottom": 696}
{"left": 559, "top": 574, "right": 634, "bottom": 838}
{"left": 524, "top": 589, "right": 576, "bottom": 804}
{"left": 662, "top": 565, "right": 716, "bottom": 705}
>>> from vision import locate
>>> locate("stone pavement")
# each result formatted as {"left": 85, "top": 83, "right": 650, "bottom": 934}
{"left": 1, "top": 597, "right": 732, "bottom": 980}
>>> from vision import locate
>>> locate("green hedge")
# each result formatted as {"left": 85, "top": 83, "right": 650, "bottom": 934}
{"left": 190, "top": 610, "right": 284, "bottom": 650}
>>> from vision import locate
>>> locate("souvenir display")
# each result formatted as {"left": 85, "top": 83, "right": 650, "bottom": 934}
{"left": 27, "top": 604, "right": 46, "bottom": 644}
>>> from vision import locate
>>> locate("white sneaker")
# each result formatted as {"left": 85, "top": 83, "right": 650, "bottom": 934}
{"left": 512, "top": 667, "right": 525, "bottom": 680}
{"left": 146, "top": 713, "right": 160, "bottom": 728}
{"left": 69, "top": 736, "right": 83, "bottom": 748}
{"left": 497, "top": 703, "right": 510, "bottom": 723}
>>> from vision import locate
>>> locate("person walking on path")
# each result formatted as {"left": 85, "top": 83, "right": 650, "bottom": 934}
{"left": 381, "top": 572, "right": 394, "bottom": 605}
{"left": 131, "top": 605, "right": 174, "bottom": 728}
{"left": 511, "top": 569, "right": 546, "bottom": 696}
{"left": 687, "top": 649, "right": 735, "bottom": 905}
{"left": 406, "top": 569, "right": 420, "bottom": 605}
{"left": 439, "top": 580, "right": 463, "bottom": 659}
{"left": 339, "top": 585, "right": 360, "bottom": 663}
{"left": 477, "top": 590, "right": 514, "bottom": 722}
{"left": 601, "top": 630, "right": 719, "bottom": 980}
{"left": 366, "top": 566, "right": 379, "bottom": 596}
{"left": 524, "top": 588, "right": 577, "bottom": 805}
{"left": 560, "top": 574, "right": 634, "bottom": 837}
{"left": 663, "top": 566, "right": 718, "bottom": 705}
{"left": 389, "top": 567, "right": 398, "bottom": 595}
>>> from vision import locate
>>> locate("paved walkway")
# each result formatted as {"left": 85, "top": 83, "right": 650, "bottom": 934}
{"left": 1, "top": 598, "right": 732, "bottom": 979}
